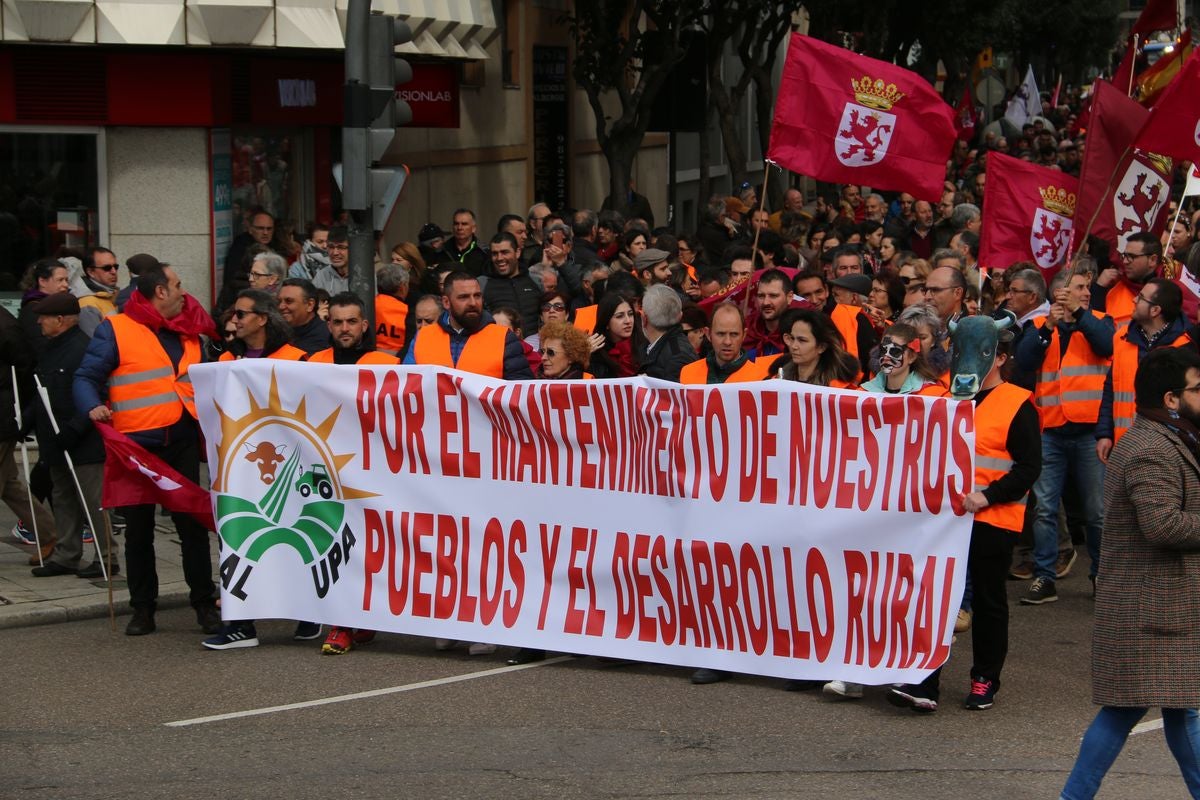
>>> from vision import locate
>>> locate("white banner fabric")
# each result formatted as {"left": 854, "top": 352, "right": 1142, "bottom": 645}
{"left": 191, "top": 362, "right": 975, "bottom": 684}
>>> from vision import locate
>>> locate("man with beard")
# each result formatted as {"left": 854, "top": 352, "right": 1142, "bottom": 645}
{"left": 405, "top": 271, "right": 533, "bottom": 379}
{"left": 742, "top": 269, "right": 797, "bottom": 359}
{"left": 308, "top": 293, "right": 401, "bottom": 366}
{"left": 1093, "top": 232, "right": 1184, "bottom": 325}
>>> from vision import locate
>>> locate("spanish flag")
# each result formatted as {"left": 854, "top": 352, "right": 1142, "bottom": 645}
{"left": 1137, "top": 30, "right": 1193, "bottom": 107}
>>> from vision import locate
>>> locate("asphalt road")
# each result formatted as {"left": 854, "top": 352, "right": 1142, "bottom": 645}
{"left": 4, "top": 574, "right": 1191, "bottom": 800}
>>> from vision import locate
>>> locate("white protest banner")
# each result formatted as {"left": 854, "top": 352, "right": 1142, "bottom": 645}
{"left": 191, "top": 363, "right": 974, "bottom": 684}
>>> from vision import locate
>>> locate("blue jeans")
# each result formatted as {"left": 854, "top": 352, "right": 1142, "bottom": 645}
{"left": 1061, "top": 707, "right": 1200, "bottom": 799}
{"left": 1032, "top": 428, "right": 1103, "bottom": 581}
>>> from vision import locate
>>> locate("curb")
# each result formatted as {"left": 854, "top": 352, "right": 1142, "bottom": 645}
{"left": 0, "top": 585, "right": 193, "bottom": 630}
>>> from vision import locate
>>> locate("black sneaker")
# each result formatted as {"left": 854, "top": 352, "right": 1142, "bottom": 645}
{"left": 31, "top": 561, "right": 76, "bottom": 577}
{"left": 203, "top": 623, "right": 259, "bottom": 650}
{"left": 77, "top": 561, "right": 118, "bottom": 580}
{"left": 964, "top": 676, "right": 997, "bottom": 710}
{"left": 887, "top": 684, "right": 938, "bottom": 713}
{"left": 1019, "top": 576, "right": 1058, "bottom": 605}
{"left": 195, "top": 603, "right": 223, "bottom": 634}
{"left": 125, "top": 608, "right": 156, "bottom": 636}
{"left": 691, "top": 668, "right": 731, "bottom": 685}
{"left": 293, "top": 621, "right": 323, "bottom": 640}
{"left": 781, "top": 679, "right": 823, "bottom": 691}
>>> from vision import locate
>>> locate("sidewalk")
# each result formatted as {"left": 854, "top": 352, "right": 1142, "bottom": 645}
{"left": 0, "top": 500, "right": 219, "bottom": 630}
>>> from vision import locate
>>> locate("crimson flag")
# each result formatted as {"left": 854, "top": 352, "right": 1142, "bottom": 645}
{"left": 96, "top": 423, "right": 216, "bottom": 531}
{"left": 1072, "top": 81, "right": 1172, "bottom": 261}
{"left": 1131, "top": 0, "right": 1177, "bottom": 34}
{"left": 1111, "top": 43, "right": 1137, "bottom": 94}
{"left": 1133, "top": 49, "right": 1200, "bottom": 161}
{"left": 978, "top": 152, "right": 1079, "bottom": 278}
{"left": 767, "top": 34, "right": 956, "bottom": 202}
{"left": 954, "top": 85, "right": 977, "bottom": 141}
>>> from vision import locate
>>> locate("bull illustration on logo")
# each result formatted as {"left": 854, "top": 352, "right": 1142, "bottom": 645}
{"left": 835, "top": 76, "right": 903, "bottom": 168}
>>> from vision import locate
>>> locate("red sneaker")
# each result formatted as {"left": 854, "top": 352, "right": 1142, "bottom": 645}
{"left": 352, "top": 629, "right": 376, "bottom": 646}
{"left": 321, "top": 626, "right": 353, "bottom": 655}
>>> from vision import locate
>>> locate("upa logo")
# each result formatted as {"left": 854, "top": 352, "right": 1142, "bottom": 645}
{"left": 209, "top": 373, "right": 375, "bottom": 601}
{"left": 835, "top": 76, "right": 903, "bottom": 167}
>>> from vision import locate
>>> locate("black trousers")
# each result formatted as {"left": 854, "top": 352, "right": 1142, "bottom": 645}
{"left": 918, "top": 521, "right": 1015, "bottom": 699}
{"left": 122, "top": 434, "right": 216, "bottom": 611}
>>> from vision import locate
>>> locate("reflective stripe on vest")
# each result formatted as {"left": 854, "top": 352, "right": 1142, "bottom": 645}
{"left": 411, "top": 323, "right": 508, "bottom": 378}
{"left": 106, "top": 314, "right": 199, "bottom": 433}
{"left": 973, "top": 382, "right": 1033, "bottom": 532}
{"left": 1110, "top": 327, "right": 1191, "bottom": 444}
{"left": 375, "top": 295, "right": 408, "bottom": 355}
{"left": 1032, "top": 311, "right": 1110, "bottom": 427}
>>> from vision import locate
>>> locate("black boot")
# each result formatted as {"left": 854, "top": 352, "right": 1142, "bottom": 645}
{"left": 125, "top": 607, "right": 156, "bottom": 636}
{"left": 194, "top": 602, "right": 222, "bottom": 634}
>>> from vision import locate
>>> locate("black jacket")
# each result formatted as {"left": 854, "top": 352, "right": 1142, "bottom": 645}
{"left": 291, "top": 316, "right": 331, "bottom": 355}
{"left": 482, "top": 272, "right": 542, "bottom": 336}
{"left": 0, "top": 306, "right": 33, "bottom": 443}
{"left": 640, "top": 325, "right": 696, "bottom": 382}
{"left": 34, "top": 325, "right": 104, "bottom": 466}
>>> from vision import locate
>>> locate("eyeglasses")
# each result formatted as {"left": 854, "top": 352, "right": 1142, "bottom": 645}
{"left": 93, "top": 264, "right": 118, "bottom": 272}
{"left": 232, "top": 309, "right": 262, "bottom": 319}
{"left": 1134, "top": 293, "right": 1159, "bottom": 307}
{"left": 906, "top": 282, "right": 926, "bottom": 294}
{"left": 327, "top": 243, "right": 349, "bottom": 251}
{"left": 542, "top": 302, "right": 566, "bottom": 312}
{"left": 249, "top": 271, "right": 272, "bottom": 279}
{"left": 539, "top": 348, "right": 559, "bottom": 358}
{"left": 922, "top": 285, "right": 954, "bottom": 295}
{"left": 1180, "top": 383, "right": 1200, "bottom": 394}
{"left": 1120, "top": 251, "right": 1147, "bottom": 262}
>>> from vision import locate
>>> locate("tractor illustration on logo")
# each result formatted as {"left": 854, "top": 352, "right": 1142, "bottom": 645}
{"left": 295, "top": 464, "right": 334, "bottom": 499}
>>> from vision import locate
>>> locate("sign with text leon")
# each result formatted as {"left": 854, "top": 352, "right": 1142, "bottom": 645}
{"left": 191, "top": 363, "right": 974, "bottom": 684}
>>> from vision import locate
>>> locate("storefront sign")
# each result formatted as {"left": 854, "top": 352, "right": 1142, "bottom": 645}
{"left": 210, "top": 129, "right": 233, "bottom": 290}
{"left": 194, "top": 363, "right": 974, "bottom": 684}
{"left": 399, "top": 64, "right": 460, "bottom": 128}
{"left": 533, "top": 46, "right": 570, "bottom": 211}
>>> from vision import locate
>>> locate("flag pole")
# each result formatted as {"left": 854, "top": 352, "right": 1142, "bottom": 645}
{"left": 1127, "top": 33, "right": 1138, "bottom": 97}
{"left": 1068, "top": 144, "right": 1134, "bottom": 262}
{"left": 1165, "top": 202, "right": 1186, "bottom": 259}
{"left": 742, "top": 162, "right": 773, "bottom": 317}
{"left": 34, "top": 376, "right": 107, "bottom": 582}
{"left": 11, "top": 366, "right": 44, "bottom": 567}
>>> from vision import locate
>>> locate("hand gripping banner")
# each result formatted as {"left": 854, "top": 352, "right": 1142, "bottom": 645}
{"left": 191, "top": 363, "right": 975, "bottom": 684}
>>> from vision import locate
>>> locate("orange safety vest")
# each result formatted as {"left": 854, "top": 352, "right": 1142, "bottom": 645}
{"left": 1110, "top": 324, "right": 1191, "bottom": 444}
{"left": 917, "top": 382, "right": 949, "bottom": 397}
{"left": 411, "top": 322, "right": 508, "bottom": 378}
{"left": 829, "top": 304, "right": 862, "bottom": 362}
{"left": 679, "top": 357, "right": 770, "bottom": 385}
{"left": 1104, "top": 281, "right": 1137, "bottom": 325}
{"left": 973, "top": 381, "right": 1032, "bottom": 533}
{"left": 308, "top": 348, "right": 400, "bottom": 365}
{"left": 218, "top": 343, "right": 308, "bottom": 362}
{"left": 375, "top": 295, "right": 408, "bottom": 355}
{"left": 1032, "top": 310, "right": 1110, "bottom": 428}
{"left": 106, "top": 313, "right": 200, "bottom": 433}
{"left": 573, "top": 304, "right": 598, "bottom": 335}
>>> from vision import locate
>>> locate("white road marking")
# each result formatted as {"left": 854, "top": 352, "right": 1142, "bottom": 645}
{"left": 164, "top": 656, "right": 572, "bottom": 727}
{"left": 1131, "top": 717, "right": 1164, "bottom": 736}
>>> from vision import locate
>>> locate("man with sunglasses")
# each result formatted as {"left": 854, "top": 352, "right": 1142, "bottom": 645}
{"left": 73, "top": 246, "right": 120, "bottom": 336}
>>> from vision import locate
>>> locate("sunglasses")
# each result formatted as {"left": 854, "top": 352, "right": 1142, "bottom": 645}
{"left": 232, "top": 309, "right": 261, "bottom": 319}
{"left": 539, "top": 348, "right": 559, "bottom": 358}
{"left": 93, "top": 264, "right": 119, "bottom": 272}
{"left": 542, "top": 302, "right": 566, "bottom": 312}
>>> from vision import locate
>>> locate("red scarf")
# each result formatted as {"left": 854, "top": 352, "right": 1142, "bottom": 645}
{"left": 608, "top": 339, "right": 637, "bottom": 378}
{"left": 124, "top": 290, "right": 218, "bottom": 339}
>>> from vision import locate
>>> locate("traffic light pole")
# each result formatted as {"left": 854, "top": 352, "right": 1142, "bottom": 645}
{"left": 343, "top": 0, "right": 377, "bottom": 342}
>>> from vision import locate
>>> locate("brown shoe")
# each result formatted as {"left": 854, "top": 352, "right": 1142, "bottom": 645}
{"left": 1008, "top": 561, "right": 1034, "bottom": 581}
{"left": 27, "top": 537, "right": 57, "bottom": 565}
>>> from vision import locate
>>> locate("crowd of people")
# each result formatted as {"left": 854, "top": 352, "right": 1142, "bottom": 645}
{"left": 3, "top": 96, "right": 1200, "bottom": 799}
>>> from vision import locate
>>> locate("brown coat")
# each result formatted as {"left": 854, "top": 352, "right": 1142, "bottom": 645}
{"left": 1093, "top": 414, "right": 1200, "bottom": 707}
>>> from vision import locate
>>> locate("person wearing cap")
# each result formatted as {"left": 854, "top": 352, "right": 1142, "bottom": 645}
{"left": 825, "top": 266, "right": 879, "bottom": 376}
{"left": 74, "top": 263, "right": 221, "bottom": 637}
{"left": 418, "top": 222, "right": 450, "bottom": 268}
{"left": 29, "top": 292, "right": 112, "bottom": 579}
{"left": 829, "top": 273, "right": 873, "bottom": 307}
{"left": 72, "top": 246, "right": 120, "bottom": 336}
{"left": 634, "top": 248, "right": 672, "bottom": 287}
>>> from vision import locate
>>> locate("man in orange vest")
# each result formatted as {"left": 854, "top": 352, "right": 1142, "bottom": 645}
{"left": 889, "top": 325, "right": 1041, "bottom": 713}
{"left": 680, "top": 303, "right": 769, "bottom": 387}
{"left": 1097, "top": 279, "right": 1194, "bottom": 462}
{"left": 308, "top": 293, "right": 401, "bottom": 366}
{"left": 74, "top": 264, "right": 221, "bottom": 637}
{"left": 1092, "top": 232, "right": 1170, "bottom": 325}
{"left": 404, "top": 271, "right": 533, "bottom": 379}
{"left": 1014, "top": 267, "right": 1114, "bottom": 606}
{"left": 374, "top": 262, "right": 409, "bottom": 356}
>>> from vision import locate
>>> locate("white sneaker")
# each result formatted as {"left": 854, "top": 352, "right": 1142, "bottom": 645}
{"left": 467, "top": 642, "right": 497, "bottom": 656}
{"left": 433, "top": 638, "right": 455, "bottom": 651}
{"left": 822, "top": 680, "right": 864, "bottom": 699}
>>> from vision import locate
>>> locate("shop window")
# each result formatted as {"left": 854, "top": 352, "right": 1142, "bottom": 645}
{"left": 0, "top": 130, "right": 100, "bottom": 291}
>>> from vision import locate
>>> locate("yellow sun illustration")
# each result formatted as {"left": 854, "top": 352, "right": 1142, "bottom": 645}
{"left": 210, "top": 369, "right": 376, "bottom": 500}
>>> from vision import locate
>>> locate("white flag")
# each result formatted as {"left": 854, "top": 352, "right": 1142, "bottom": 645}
{"left": 1004, "top": 66, "right": 1043, "bottom": 128}
{"left": 1186, "top": 165, "right": 1200, "bottom": 198}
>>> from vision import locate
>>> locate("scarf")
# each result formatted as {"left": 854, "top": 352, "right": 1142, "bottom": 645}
{"left": 124, "top": 290, "right": 218, "bottom": 339}
{"left": 299, "top": 240, "right": 330, "bottom": 280}
{"left": 1138, "top": 407, "right": 1200, "bottom": 462}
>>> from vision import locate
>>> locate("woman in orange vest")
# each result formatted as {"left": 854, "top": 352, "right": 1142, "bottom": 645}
{"left": 769, "top": 308, "right": 860, "bottom": 389}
